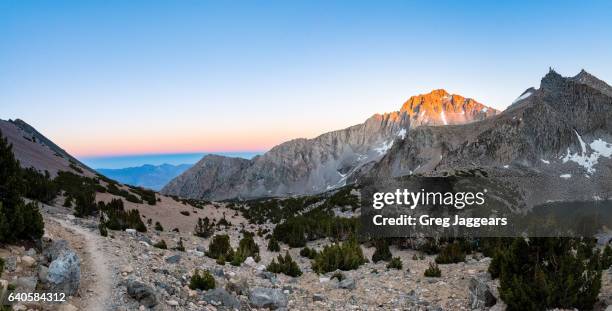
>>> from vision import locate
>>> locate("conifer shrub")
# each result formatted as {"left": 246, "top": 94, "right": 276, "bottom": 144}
{"left": 63, "top": 196, "right": 73, "bottom": 207}
{"left": 312, "top": 239, "right": 366, "bottom": 273}
{"left": 127, "top": 185, "right": 156, "bottom": 205}
{"left": 435, "top": 242, "right": 466, "bottom": 264}
{"left": 299, "top": 246, "right": 318, "bottom": 259}
{"left": 194, "top": 217, "right": 215, "bottom": 238}
{"left": 267, "top": 251, "right": 302, "bottom": 277}
{"left": 99, "top": 199, "right": 146, "bottom": 232}
{"left": 267, "top": 237, "right": 281, "bottom": 252}
{"left": 602, "top": 245, "right": 612, "bottom": 269}
{"left": 189, "top": 269, "right": 215, "bottom": 290}
{"left": 216, "top": 255, "right": 226, "bottom": 265}
{"left": 273, "top": 209, "right": 359, "bottom": 247}
{"left": 0, "top": 258, "right": 5, "bottom": 277}
{"left": 418, "top": 238, "right": 440, "bottom": 255}
{"left": 21, "top": 168, "right": 58, "bottom": 203}
{"left": 153, "top": 239, "right": 167, "bottom": 249}
{"left": 206, "top": 234, "right": 233, "bottom": 260}
{"left": 99, "top": 223, "right": 108, "bottom": 237}
{"left": 0, "top": 131, "right": 45, "bottom": 243}
{"left": 231, "top": 232, "right": 259, "bottom": 265}
{"left": 491, "top": 238, "right": 603, "bottom": 311}
{"left": 173, "top": 237, "right": 185, "bottom": 251}
{"left": 424, "top": 262, "right": 441, "bottom": 277}
{"left": 387, "top": 257, "right": 403, "bottom": 270}
{"left": 372, "top": 240, "right": 392, "bottom": 263}
{"left": 154, "top": 221, "right": 164, "bottom": 231}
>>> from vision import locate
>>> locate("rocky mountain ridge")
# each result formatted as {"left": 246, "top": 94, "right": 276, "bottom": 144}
{"left": 162, "top": 89, "right": 498, "bottom": 200}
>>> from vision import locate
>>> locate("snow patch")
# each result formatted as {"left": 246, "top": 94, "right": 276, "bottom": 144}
{"left": 561, "top": 137, "right": 612, "bottom": 174}
{"left": 512, "top": 91, "right": 532, "bottom": 104}
{"left": 503, "top": 165, "right": 509, "bottom": 169}
{"left": 481, "top": 107, "right": 488, "bottom": 113}
{"left": 540, "top": 159, "right": 550, "bottom": 164}
{"left": 560, "top": 174, "right": 572, "bottom": 179}
{"left": 397, "top": 128, "right": 406, "bottom": 139}
{"left": 375, "top": 140, "right": 394, "bottom": 155}
{"left": 440, "top": 110, "right": 448, "bottom": 125}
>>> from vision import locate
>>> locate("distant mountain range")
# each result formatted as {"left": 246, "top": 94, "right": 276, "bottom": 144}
{"left": 97, "top": 164, "right": 192, "bottom": 190}
{"left": 162, "top": 69, "right": 612, "bottom": 203}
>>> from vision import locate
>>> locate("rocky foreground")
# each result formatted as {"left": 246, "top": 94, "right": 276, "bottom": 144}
{"left": 2, "top": 201, "right": 611, "bottom": 311}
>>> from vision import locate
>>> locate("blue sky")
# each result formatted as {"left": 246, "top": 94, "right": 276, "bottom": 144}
{"left": 1, "top": 0, "right": 611, "bottom": 160}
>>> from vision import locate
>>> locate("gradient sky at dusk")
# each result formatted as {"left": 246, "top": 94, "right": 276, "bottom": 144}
{"left": 1, "top": 0, "right": 611, "bottom": 158}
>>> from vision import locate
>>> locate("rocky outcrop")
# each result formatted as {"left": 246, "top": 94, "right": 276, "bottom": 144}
{"left": 366, "top": 70, "right": 612, "bottom": 206}
{"left": 163, "top": 90, "right": 497, "bottom": 200}
{"left": 249, "top": 287, "right": 288, "bottom": 310}
{"left": 468, "top": 276, "right": 497, "bottom": 309}
{"left": 41, "top": 239, "right": 81, "bottom": 295}
{"left": 126, "top": 278, "right": 158, "bottom": 308}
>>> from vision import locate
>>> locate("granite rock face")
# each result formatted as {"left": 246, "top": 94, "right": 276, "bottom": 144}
{"left": 163, "top": 90, "right": 497, "bottom": 200}
{"left": 367, "top": 69, "right": 612, "bottom": 206}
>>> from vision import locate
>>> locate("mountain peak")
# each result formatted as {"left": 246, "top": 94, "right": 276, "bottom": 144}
{"left": 571, "top": 69, "right": 612, "bottom": 96}
{"left": 399, "top": 89, "right": 497, "bottom": 127}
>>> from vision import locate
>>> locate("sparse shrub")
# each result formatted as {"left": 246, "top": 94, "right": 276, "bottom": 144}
{"left": 194, "top": 217, "right": 215, "bottom": 238}
{"left": 99, "top": 199, "right": 146, "bottom": 232}
{"left": 153, "top": 240, "right": 168, "bottom": 249}
{"left": 180, "top": 211, "right": 190, "bottom": 216}
{"left": 435, "top": 242, "right": 466, "bottom": 264}
{"left": 387, "top": 257, "right": 402, "bottom": 270}
{"left": 424, "top": 262, "right": 441, "bottom": 277}
{"left": 372, "top": 240, "right": 392, "bottom": 263}
{"left": 418, "top": 238, "right": 440, "bottom": 255}
{"left": 99, "top": 224, "right": 108, "bottom": 237}
{"left": 267, "top": 237, "right": 280, "bottom": 252}
{"left": 173, "top": 237, "right": 185, "bottom": 252}
{"left": 189, "top": 269, "right": 215, "bottom": 290}
{"left": 312, "top": 239, "right": 366, "bottom": 273}
{"left": 216, "top": 255, "right": 226, "bottom": 265}
{"left": 207, "top": 234, "right": 233, "bottom": 260}
{"left": 267, "top": 251, "right": 302, "bottom": 277}
{"left": 0, "top": 258, "right": 4, "bottom": 277}
{"left": 299, "top": 246, "right": 318, "bottom": 259}
{"left": 601, "top": 245, "right": 612, "bottom": 270}
{"left": 232, "top": 232, "right": 259, "bottom": 265}
{"left": 154, "top": 221, "right": 164, "bottom": 231}
{"left": 63, "top": 196, "right": 73, "bottom": 207}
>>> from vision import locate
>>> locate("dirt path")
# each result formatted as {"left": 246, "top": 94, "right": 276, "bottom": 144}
{"left": 44, "top": 216, "right": 115, "bottom": 311}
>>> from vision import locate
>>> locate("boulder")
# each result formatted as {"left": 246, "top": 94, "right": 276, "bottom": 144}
{"left": 14, "top": 276, "right": 38, "bottom": 291}
{"left": 38, "top": 265, "right": 49, "bottom": 283}
{"left": 249, "top": 287, "right": 287, "bottom": 310}
{"left": 338, "top": 278, "right": 356, "bottom": 290}
{"left": 21, "top": 256, "right": 36, "bottom": 267}
{"left": 25, "top": 248, "right": 37, "bottom": 257}
{"left": 468, "top": 277, "right": 497, "bottom": 310}
{"left": 243, "top": 256, "right": 256, "bottom": 267}
{"left": 313, "top": 293, "right": 325, "bottom": 301}
{"left": 126, "top": 279, "right": 158, "bottom": 308}
{"left": 42, "top": 240, "right": 70, "bottom": 263}
{"left": 57, "top": 303, "right": 78, "bottom": 311}
{"left": 46, "top": 249, "right": 80, "bottom": 295}
{"left": 226, "top": 277, "right": 249, "bottom": 295}
{"left": 165, "top": 254, "right": 181, "bottom": 264}
{"left": 202, "top": 288, "right": 241, "bottom": 309}
{"left": 5, "top": 256, "right": 17, "bottom": 272}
